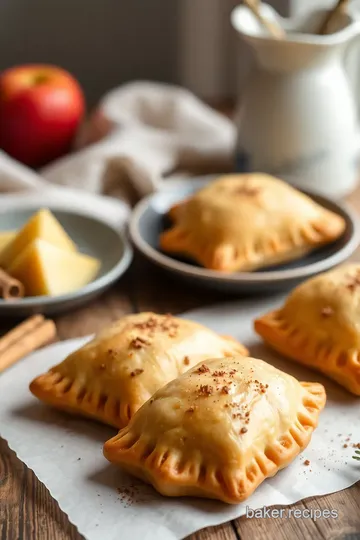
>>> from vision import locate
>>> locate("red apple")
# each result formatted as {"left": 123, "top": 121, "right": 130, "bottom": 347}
{"left": 0, "top": 64, "right": 85, "bottom": 168}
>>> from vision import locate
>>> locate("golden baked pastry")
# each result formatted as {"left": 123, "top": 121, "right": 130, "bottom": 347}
{"left": 104, "top": 356, "right": 325, "bottom": 503}
{"left": 30, "top": 312, "right": 247, "bottom": 428}
{"left": 160, "top": 174, "right": 346, "bottom": 272}
{"left": 254, "top": 264, "right": 360, "bottom": 395}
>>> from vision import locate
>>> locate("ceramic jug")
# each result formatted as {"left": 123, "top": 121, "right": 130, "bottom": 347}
{"left": 231, "top": 4, "right": 360, "bottom": 197}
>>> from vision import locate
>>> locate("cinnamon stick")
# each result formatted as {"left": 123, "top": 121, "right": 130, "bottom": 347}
{"left": 0, "top": 314, "right": 57, "bottom": 373}
{"left": 243, "top": 0, "right": 287, "bottom": 40}
{"left": 318, "top": 0, "right": 349, "bottom": 35}
{"left": 0, "top": 268, "right": 24, "bottom": 300}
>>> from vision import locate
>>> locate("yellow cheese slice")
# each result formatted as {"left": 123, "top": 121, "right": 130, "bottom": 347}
{"left": 0, "top": 209, "right": 77, "bottom": 269}
{"left": 0, "top": 231, "right": 16, "bottom": 254}
{"left": 8, "top": 239, "right": 100, "bottom": 297}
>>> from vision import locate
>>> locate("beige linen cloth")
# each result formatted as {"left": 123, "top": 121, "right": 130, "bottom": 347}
{"left": 0, "top": 82, "right": 235, "bottom": 228}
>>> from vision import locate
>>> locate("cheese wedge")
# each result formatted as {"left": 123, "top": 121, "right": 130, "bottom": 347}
{"left": 0, "top": 231, "right": 16, "bottom": 254}
{"left": 0, "top": 209, "right": 77, "bottom": 269}
{"left": 8, "top": 239, "right": 100, "bottom": 297}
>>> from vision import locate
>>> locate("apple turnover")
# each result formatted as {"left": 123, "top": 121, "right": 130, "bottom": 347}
{"left": 255, "top": 264, "right": 360, "bottom": 395}
{"left": 104, "top": 355, "right": 325, "bottom": 503}
{"left": 160, "top": 174, "right": 345, "bottom": 272}
{"left": 30, "top": 312, "right": 247, "bottom": 428}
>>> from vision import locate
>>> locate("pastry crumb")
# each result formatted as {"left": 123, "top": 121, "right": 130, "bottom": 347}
{"left": 304, "top": 460, "right": 310, "bottom": 466}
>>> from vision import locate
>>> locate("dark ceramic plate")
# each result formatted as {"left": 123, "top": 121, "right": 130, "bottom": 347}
{"left": 129, "top": 176, "right": 360, "bottom": 294}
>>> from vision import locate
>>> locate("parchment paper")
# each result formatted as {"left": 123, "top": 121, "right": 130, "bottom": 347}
{"left": 0, "top": 296, "right": 359, "bottom": 540}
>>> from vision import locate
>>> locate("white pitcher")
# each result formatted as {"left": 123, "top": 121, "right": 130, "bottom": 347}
{"left": 231, "top": 4, "right": 360, "bottom": 197}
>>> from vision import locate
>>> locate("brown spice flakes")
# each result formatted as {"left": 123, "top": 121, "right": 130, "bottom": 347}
{"left": 198, "top": 384, "right": 213, "bottom": 396}
{"left": 346, "top": 272, "right": 360, "bottom": 292}
{"left": 352, "top": 443, "right": 360, "bottom": 449}
{"left": 197, "top": 364, "right": 210, "bottom": 374}
{"left": 304, "top": 460, "right": 310, "bottom": 466}
{"left": 132, "top": 314, "right": 179, "bottom": 337}
{"left": 321, "top": 306, "right": 334, "bottom": 317}
{"left": 212, "top": 370, "right": 226, "bottom": 377}
{"left": 117, "top": 483, "right": 145, "bottom": 507}
{"left": 221, "top": 386, "right": 230, "bottom": 395}
{"left": 133, "top": 316, "right": 158, "bottom": 331}
{"left": 129, "top": 336, "right": 151, "bottom": 349}
{"left": 235, "top": 186, "right": 261, "bottom": 197}
{"left": 240, "top": 427, "right": 248, "bottom": 434}
{"left": 183, "top": 356, "right": 190, "bottom": 365}
{"left": 186, "top": 406, "right": 195, "bottom": 413}
{"left": 343, "top": 444, "right": 348, "bottom": 448}
{"left": 130, "top": 368, "right": 144, "bottom": 377}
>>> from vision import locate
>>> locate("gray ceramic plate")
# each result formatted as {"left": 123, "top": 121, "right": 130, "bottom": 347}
{"left": 130, "top": 176, "right": 360, "bottom": 294}
{"left": 0, "top": 205, "right": 132, "bottom": 316}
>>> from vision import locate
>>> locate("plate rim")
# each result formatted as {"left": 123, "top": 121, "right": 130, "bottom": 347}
{"left": 0, "top": 206, "right": 133, "bottom": 309}
{"left": 129, "top": 176, "right": 360, "bottom": 284}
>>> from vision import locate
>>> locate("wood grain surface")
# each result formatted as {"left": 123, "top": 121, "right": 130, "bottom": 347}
{"left": 1, "top": 187, "right": 360, "bottom": 540}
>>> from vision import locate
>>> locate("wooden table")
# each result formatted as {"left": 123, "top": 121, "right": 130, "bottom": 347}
{"left": 1, "top": 190, "right": 360, "bottom": 540}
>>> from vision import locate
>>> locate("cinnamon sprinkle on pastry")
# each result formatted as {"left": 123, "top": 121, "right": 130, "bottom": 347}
{"left": 240, "top": 427, "right": 248, "bottom": 434}
{"left": 197, "top": 364, "right": 210, "bottom": 374}
{"left": 234, "top": 186, "right": 261, "bottom": 197}
{"left": 345, "top": 271, "right": 360, "bottom": 292}
{"left": 183, "top": 356, "right": 190, "bottom": 365}
{"left": 321, "top": 306, "right": 334, "bottom": 317}
{"left": 212, "top": 370, "right": 226, "bottom": 377}
{"left": 198, "top": 384, "right": 213, "bottom": 396}
{"left": 130, "top": 369, "right": 144, "bottom": 377}
{"left": 129, "top": 337, "right": 151, "bottom": 349}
